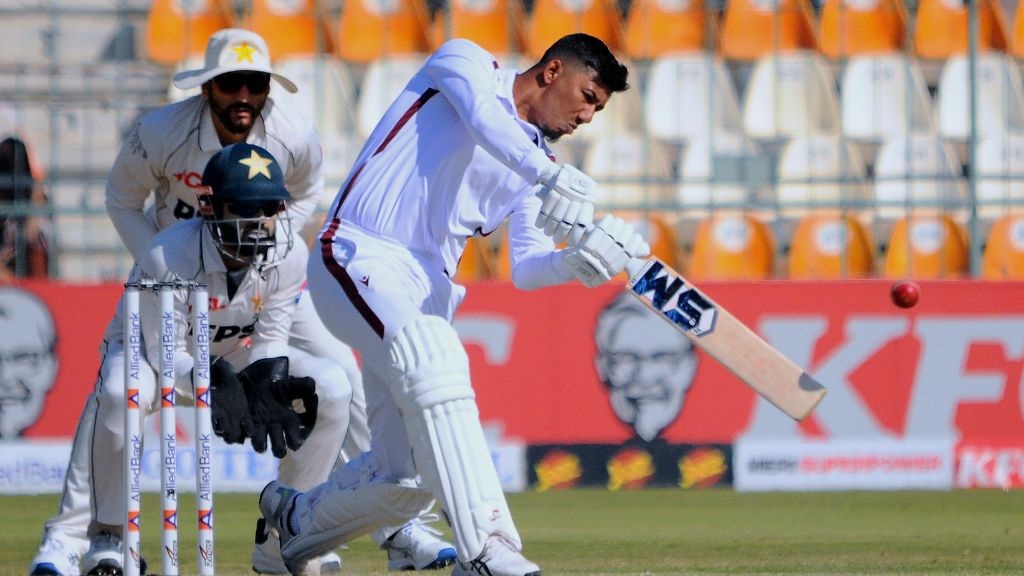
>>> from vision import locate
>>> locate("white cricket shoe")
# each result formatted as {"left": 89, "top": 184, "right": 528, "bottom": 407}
{"left": 80, "top": 531, "right": 122, "bottom": 576}
{"left": 450, "top": 533, "right": 541, "bottom": 576}
{"left": 382, "top": 514, "right": 458, "bottom": 570}
{"left": 252, "top": 518, "right": 343, "bottom": 575}
{"left": 28, "top": 535, "right": 82, "bottom": 576}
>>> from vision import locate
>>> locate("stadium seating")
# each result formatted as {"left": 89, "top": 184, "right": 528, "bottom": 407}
{"left": 454, "top": 236, "right": 497, "bottom": 282}
{"left": 336, "top": 0, "right": 431, "bottom": 63}
{"left": 430, "top": 0, "right": 527, "bottom": 55}
{"left": 582, "top": 131, "right": 675, "bottom": 209}
{"left": 914, "top": 0, "right": 1008, "bottom": 60}
{"left": 625, "top": 212, "right": 683, "bottom": 271}
{"left": 677, "top": 133, "right": 768, "bottom": 215}
{"left": 974, "top": 132, "right": 1024, "bottom": 219}
{"left": 819, "top": 0, "right": 905, "bottom": 59}
{"left": 981, "top": 213, "right": 1024, "bottom": 278}
{"left": 933, "top": 52, "right": 1024, "bottom": 143}
{"left": 356, "top": 55, "right": 429, "bottom": 138}
{"left": 524, "top": 0, "right": 624, "bottom": 59}
{"left": 622, "top": 0, "right": 711, "bottom": 59}
{"left": 883, "top": 213, "right": 969, "bottom": 278}
{"left": 1012, "top": 2, "right": 1024, "bottom": 57}
{"left": 788, "top": 213, "right": 876, "bottom": 278}
{"left": 840, "top": 53, "right": 934, "bottom": 144}
{"left": 742, "top": 51, "right": 842, "bottom": 142}
{"left": 689, "top": 214, "right": 776, "bottom": 279}
{"left": 720, "top": 0, "right": 818, "bottom": 61}
{"left": 145, "top": 0, "right": 234, "bottom": 65}
{"left": 244, "top": 0, "right": 334, "bottom": 58}
{"left": 873, "top": 134, "right": 967, "bottom": 219}
{"left": 643, "top": 52, "right": 743, "bottom": 145}
{"left": 271, "top": 56, "right": 362, "bottom": 185}
{"left": 775, "top": 135, "right": 870, "bottom": 218}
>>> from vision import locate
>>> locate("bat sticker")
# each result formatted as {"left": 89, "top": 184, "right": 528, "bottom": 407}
{"left": 629, "top": 260, "right": 718, "bottom": 337}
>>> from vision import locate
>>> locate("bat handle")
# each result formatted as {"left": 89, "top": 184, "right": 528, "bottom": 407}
{"left": 625, "top": 258, "right": 645, "bottom": 280}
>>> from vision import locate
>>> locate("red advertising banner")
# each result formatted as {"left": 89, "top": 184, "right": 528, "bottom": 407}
{"left": 6, "top": 279, "right": 1024, "bottom": 454}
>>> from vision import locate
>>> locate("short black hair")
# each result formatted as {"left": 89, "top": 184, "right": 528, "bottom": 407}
{"left": 539, "top": 33, "right": 629, "bottom": 93}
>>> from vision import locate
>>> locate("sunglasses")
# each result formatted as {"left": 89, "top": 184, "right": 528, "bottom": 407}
{"left": 223, "top": 200, "right": 284, "bottom": 218}
{"left": 213, "top": 72, "right": 271, "bottom": 94}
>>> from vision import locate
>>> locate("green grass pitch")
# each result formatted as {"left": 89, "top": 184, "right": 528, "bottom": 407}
{"left": 6, "top": 488, "right": 1023, "bottom": 575}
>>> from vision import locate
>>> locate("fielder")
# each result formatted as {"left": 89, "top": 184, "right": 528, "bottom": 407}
{"left": 29, "top": 29, "right": 454, "bottom": 576}
{"left": 258, "top": 35, "right": 649, "bottom": 576}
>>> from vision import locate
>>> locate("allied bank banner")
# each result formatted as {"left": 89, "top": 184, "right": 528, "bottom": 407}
{"left": 2, "top": 279, "right": 1023, "bottom": 492}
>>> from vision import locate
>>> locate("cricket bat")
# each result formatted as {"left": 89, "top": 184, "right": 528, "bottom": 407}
{"left": 625, "top": 257, "right": 826, "bottom": 421}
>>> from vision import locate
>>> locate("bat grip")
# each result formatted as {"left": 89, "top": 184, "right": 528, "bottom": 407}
{"left": 625, "top": 258, "right": 644, "bottom": 280}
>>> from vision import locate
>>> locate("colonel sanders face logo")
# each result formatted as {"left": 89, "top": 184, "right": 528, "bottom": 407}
{"left": 0, "top": 287, "right": 58, "bottom": 438}
{"left": 594, "top": 293, "right": 698, "bottom": 442}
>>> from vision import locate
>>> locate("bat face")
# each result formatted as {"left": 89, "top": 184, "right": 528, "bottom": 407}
{"left": 629, "top": 259, "right": 718, "bottom": 337}
{"left": 625, "top": 257, "right": 827, "bottom": 421}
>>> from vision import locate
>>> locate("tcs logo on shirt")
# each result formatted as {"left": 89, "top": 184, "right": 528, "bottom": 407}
{"left": 172, "top": 170, "right": 204, "bottom": 220}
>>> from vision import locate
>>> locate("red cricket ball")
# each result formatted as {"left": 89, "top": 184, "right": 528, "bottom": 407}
{"left": 890, "top": 280, "right": 920, "bottom": 309}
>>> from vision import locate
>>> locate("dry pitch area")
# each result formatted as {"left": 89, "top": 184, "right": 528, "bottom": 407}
{"left": 5, "top": 488, "right": 1022, "bottom": 575}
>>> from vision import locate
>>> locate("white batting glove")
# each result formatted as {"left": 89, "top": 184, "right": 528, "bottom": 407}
{"left": 562, "top": 215, "right": 652, "bottom": 287}
{"left": 536, "top": 164, "right": 597, "bottom": 245}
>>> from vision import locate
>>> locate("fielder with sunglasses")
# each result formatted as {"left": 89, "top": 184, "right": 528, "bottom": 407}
{"left": 29, "top": 29, "right": 455, "bottom": 576}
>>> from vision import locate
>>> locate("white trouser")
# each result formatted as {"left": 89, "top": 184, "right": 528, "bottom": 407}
{"left": 307, "top": 227, "right": 520, "bottom": 560}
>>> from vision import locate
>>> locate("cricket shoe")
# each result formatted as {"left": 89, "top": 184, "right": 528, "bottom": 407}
{"left": 28, "top": 535, "right": 82, "bottom": 576}
{"left": 80, "top": 531, "right": 124, "bottom": 576}
{"left": 252, "top": 518, "right": 343, "bottom": 575}
{"left": 381, "top": 514, "right": 458, "bottom": 570}
{"left": 451, "top": 533, "right": 541, "bottom": 576}
{"left": 259, "top": 480, "right": 312, "bottom": 575}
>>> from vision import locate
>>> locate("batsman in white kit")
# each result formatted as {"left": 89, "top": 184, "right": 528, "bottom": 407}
{"left": 29, "top": 29, "right": 454, "bottom": 576}
{"left": 259, "top": 35, "right": 651, "bottom": 576}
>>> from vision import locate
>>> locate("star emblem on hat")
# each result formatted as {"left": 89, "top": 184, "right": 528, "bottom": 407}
{"left": 239, "top": 149, "right": 274, "bottom": 180}
{"left": 232, "top": 42, "right": 257, "bottom": 63}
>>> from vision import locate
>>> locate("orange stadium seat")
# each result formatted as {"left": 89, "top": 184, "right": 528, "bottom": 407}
{"left": 914, "top": 0, "right": 1008, "bottom": 60}
{"left": 884, "top": 214, "right": 969, "bottom": 278}
{"left": 689, "top": 214, "right": 775, "bottom": 279}
{"left": 720, "top": 0, "right": 818, "bottom": 61}
{"left": 788, "top": 213, "right": 875, "bottom": 278}
{"left": 819, "top": 0, "right": 905, "bottom": 59}
{"left": 145, "top": 0, "right": 234, "bottom": 65}
{"left": 982, "top": 214, "right": 1024, "bottom": 279}
{"left": 622, "top": 0, "right": 712, "bottom": 59}
{"left": 245, "top": 0, "right": 334, "bottom": 58}
{"left": 1013, "top": 2, "right": 1024, "bottom": 57}
{"left": 454, "top": 236, "right": 496, "bottom": 281}
{"left": 525, "top": 0, "right": 624, "bottom": 59}
{"left": 624, "top": 212, "right": 683, "bottom": 271}
{"left": 336, "top": 0, "right": 432, "bottom": 63}
{"left": 431, "top": 0, "right": 527, "bottom": 54}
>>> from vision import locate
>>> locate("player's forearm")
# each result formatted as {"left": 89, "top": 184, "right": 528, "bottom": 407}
{"left": 107, "top": 203, "right": 159, "bottom": 262}
{"left": 509, "top": 250, "right": 575, "bottom": 290}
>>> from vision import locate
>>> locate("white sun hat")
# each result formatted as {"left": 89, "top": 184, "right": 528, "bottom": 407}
{"left": 172, "top": 28, "right": 298, "bottom": 93}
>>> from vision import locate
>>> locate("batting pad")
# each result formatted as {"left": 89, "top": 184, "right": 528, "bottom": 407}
{"left": 388, "top": 315, "right": 520, "bottom": 561}
{"left": 281, "top": 481, "right": 434, "bottom": 572}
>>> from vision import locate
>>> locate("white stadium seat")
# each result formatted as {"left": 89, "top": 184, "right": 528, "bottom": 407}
{"left": 742, "top": 50, "right": 841, "bottom": 142}
{"left": 840, "top": 52, "right": 934, "bottom": 143}
{"left": 643, "top": 51, "right": 743, "bottom": 145}
{"left": 873, "top": 133, "right": 967, "bottom": 218}
{"left": 776, "top": 135, "right": 870, "bottom": 217}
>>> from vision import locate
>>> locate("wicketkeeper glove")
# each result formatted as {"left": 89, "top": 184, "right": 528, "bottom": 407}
{"left": 562, "top": 215, "right": 651, "bottom": 287}
{"left": 237, "top": 356, "right": 319, "bottom": 458}
{"left": 536, "top": 163, "right": 597, "bottom": 245}
{"left": 208, "top": 358, "right": 256, "bottom": 445}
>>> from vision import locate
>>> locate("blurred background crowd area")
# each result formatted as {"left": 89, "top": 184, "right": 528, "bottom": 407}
{"left": 2, "top": 0, "right": 1024, "bottom": 283}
